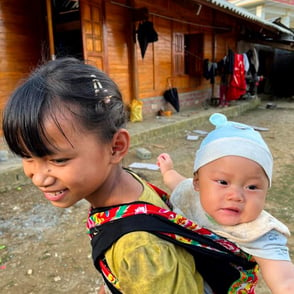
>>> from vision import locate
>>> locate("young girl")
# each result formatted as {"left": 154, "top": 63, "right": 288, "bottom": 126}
{"left": 2, "top": 57, "right": 203, "bottom": 293}
{"left": 157, "top": 113, "right": 294, "bottom": 294}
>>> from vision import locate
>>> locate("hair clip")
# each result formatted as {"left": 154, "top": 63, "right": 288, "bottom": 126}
{"left": 90, "top": 74, "right": 103, "bottom": 96}
{"left": 91, "top": 74, "right": 112, "bottom": 104}
{"left": 103, "top": 96, "right": 112, "bottom": 104}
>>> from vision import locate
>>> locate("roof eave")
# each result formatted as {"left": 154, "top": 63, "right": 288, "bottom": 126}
{"left": 192, "top": 0, "right": 294, "bottom": 36}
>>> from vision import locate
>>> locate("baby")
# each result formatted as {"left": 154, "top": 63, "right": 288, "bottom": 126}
{"left": 157, "top": 113, "right": 294, "bottom": 294}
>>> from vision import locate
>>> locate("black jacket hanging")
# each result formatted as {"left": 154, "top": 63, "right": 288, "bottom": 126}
{"left": 137, "top": 21, "right": 158, "bottom": 58}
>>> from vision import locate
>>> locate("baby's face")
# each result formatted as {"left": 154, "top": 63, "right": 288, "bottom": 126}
{"left": 193, "top": 156, "right": 269, "bottom": 226}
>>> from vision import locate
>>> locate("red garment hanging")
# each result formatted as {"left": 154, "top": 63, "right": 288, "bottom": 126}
{"left": 226, "top": 53, "right": 246, "bottom": 101}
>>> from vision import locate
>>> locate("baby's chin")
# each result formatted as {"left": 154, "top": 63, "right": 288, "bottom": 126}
{"left": 213, "top": 213, "right": 244, "bottom": 227}
{"left": 215, "top": 216, "right": 259, "bottom": 227}
{"left": 214, "top": 207, "right": 263, "bottom": 226}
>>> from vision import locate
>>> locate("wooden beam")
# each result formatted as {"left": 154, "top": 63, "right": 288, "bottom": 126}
{"left": 46, "top": 0, "right": 55, "bottom": 60}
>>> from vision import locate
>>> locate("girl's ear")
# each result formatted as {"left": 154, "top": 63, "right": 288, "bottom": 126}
{"left": 110, "top": 129, "right": 130, "bottom": 163}
{"left": 193, "top": 172, "right": 200, "bottom": 191}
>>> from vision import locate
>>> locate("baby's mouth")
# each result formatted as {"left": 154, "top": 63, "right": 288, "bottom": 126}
{"left": 222, "top": 207, "right": 240, "bottom": 214}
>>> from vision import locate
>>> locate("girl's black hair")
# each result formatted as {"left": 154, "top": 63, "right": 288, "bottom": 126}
{"left": 2, "top": 57, "right": 127, "bottom": 157}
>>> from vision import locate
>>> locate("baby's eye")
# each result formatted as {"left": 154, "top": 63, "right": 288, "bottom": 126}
{"left": 247, "top": 185, "right": 258, "bottom": 190}
{"left": 217, "top": 180, "right": 228, "bottom": 185}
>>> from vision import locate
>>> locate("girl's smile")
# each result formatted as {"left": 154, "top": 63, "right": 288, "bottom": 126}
{"left": 43, "top": 189, "right": 68, "bottom": 202}
{"left": 22, "top": 111, "right": 116, "bottom": 208}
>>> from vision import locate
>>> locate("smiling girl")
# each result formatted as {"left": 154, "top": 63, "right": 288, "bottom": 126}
{"left": 2, "top": 57, "right": 202, "bottom": 293}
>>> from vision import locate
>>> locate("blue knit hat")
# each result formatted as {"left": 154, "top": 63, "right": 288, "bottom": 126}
{"left": 193, "top": 113, "right": 273, "bottom": 186}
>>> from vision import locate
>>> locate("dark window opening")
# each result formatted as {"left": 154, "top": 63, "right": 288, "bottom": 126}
{"left": 51, "top": 0, "right": 83, "bottom": 59}
{"left": 184, "top": 34, "right": 203, "bottom": 77}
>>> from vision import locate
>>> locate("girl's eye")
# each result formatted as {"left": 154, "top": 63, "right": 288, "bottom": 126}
{"left": 22, "top": 154, "right": 32, "bottom": 160}
{"left": 51, "top": 158, "right": 69, "bottom": 164}
{"left": 217, "top": 180, "right": 228, "bottom": 185}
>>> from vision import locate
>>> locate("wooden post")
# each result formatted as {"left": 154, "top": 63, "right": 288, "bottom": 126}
{"left": 46, "top": 0, "right": 55, "bottom": 60}
{"left": 211, "top": 10, "right": 216, "bottom": 99}
{"left": 130, "top": 22, "right": 139, "bottom": 101}
{"left": 129, "top": 5, "right": 145, "bottom": 101}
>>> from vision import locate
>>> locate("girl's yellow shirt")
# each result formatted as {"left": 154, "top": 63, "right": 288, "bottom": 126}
{"left": 104, "top": 173, "right": 203, "bottom": 293}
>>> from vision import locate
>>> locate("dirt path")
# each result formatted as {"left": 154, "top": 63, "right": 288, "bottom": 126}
{"left": 1, "top": 99, "right": 293, "bottom": 293}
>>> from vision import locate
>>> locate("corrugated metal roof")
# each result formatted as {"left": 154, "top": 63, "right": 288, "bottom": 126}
{"left": 205, "top": 0, "right": 294, "bottom": 36}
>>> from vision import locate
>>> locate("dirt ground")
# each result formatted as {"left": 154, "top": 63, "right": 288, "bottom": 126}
{"left": 1, "top": 99, "right": 293, "bottom": 293}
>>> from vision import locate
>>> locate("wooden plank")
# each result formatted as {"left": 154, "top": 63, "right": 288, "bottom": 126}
{"left": 0, "top": 0, "right": 45, "bottom": 135}
{"left": 105, "top": 1, "right": 132, "bottom": 104}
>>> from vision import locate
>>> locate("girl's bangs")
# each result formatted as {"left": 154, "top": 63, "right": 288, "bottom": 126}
{"left": 5, "top": 118, "right": 53, "bottom": 158}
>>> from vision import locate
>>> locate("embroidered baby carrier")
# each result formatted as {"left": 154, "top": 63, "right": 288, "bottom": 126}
{"left": 87, "top": 183, "right": 259, "bottom": 294}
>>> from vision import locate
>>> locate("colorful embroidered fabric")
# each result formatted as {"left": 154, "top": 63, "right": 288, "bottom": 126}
{"left": 87, "top": 184, "right": 259, "bottom": 293}
{"left": 229, "top": 266, "right": 258, "bottom": 294}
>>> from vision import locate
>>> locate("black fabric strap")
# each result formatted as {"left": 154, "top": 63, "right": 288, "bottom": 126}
{"left": 91, "top": 214, "right": 256, "bottom": 294}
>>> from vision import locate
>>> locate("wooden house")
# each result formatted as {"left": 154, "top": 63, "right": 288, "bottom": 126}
{"left": 0, "top": 0, "right": 293, "bottom": 132}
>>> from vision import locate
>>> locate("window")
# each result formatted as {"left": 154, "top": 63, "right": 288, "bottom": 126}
{"left": 173, "top": 33, "right": 203, "bottom": 77}
{"left": 173, "top": 33, "right": 185, "bottom": 75}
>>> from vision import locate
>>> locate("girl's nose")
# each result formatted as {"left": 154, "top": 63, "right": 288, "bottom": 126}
{"left": 31, "top": 172, "right": 55, "bottom": 188}
{"left": 24, "top": 162, "right": 55, "bottom": 188}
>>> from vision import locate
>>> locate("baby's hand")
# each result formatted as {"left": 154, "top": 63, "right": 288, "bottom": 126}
{"left": 157, "top": 153, "right": 174, "bottom": 174}
{"left": 98, "top": 286, "right": 106, "bottom": 294}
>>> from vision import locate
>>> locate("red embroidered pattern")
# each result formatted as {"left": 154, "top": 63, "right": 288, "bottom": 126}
{"left": 87, "top": 183, "right": 258, "bottom": 293}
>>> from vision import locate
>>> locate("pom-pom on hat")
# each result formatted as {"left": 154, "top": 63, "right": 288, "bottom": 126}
{"left": 193, "top": 113, "right": 273, "bottom": 186}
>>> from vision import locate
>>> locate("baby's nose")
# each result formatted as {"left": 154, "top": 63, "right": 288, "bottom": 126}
{"left": 227, "top": 186, "right": 244, "bottom": 201}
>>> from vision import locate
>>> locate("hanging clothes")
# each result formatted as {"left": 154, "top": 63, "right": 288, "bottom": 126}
{"left": 226, "top": 53, "right": 246, "bottom": 101}
{"left": 137, "top": 21, "right": 158, "bottom": 59}
{"left": 243, "top": 53, "right": 250, "bottom": 72}
{"left": 217, "top": 58, "right": 229, "bottom": 106}
{"left": 246, "top": 49, "right": 259, "bottom": 95}
{"left": 225, "top": 49, "right": 234, "bottom": 75}
{"left": 203, "top": 59, "right": 218, "bottom": 84}
{"left": 217, "top": 50, "right": 234, "bottom": 106}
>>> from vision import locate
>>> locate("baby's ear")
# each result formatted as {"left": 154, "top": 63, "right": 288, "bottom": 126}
{"left": 193, "top": 173, "right": 200, "bottom": 191}
{"left": 111, "top": 129, "right": 130, "bottom": 163}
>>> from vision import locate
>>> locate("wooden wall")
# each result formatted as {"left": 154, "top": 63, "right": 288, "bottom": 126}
{"left": 101, "top": 0, "right": 239, "bottom": 105}
{"left": 0, "top": 0, "right": 241, "bottom": 135}
{"left": 0, "top": 0, "right": 45, "bottom": 115}
{"left": 104, "top": 1, "right": 133, "bottom": 104}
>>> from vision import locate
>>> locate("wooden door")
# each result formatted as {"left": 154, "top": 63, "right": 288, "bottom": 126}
{"left": 80, "top": 0, "right": 105, "bottom": 71}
